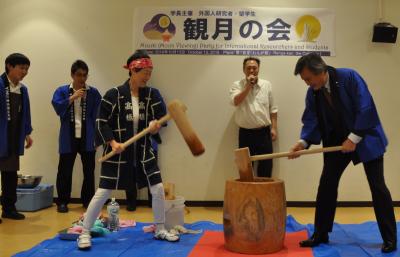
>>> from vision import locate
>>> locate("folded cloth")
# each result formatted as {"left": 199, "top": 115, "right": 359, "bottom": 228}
{"left": 143, "top": 224, "right": 157, "bottom": 233}
{"left": 67, "top": 226, "right": 83, "bottom": 234}
{"left": 120, "top": 219, "right": 136, "bottom": 228}
{"left": 64, "top": 219, "right": 110, "bottom": 237}
{"left": 169, "top": 225, "right": 202, "bottom": 235}
{"left": 142, "top": 224, "right": 202, "bottom": 235}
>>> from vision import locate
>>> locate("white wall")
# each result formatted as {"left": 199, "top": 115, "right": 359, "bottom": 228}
{"left": 0, "top": 0, "right": 399, "bottom": 202}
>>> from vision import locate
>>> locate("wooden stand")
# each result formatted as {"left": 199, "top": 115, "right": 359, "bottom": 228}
{"left": 223, "top": 178, "right": 286, "bottom": 254}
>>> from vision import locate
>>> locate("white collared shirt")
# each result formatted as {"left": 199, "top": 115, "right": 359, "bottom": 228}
{"left": 324, "top": 73, "right": 331, "bottom": 93}
{"left": 230, "top": 78, "right": 278, "bottom": 129}
{"left": 70, "top": 84, "right": 89, "bottom": 139}
{"left": 7, "top": 76, "right": 22, "bottom": 94}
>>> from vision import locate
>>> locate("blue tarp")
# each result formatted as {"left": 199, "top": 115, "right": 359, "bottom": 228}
{"left": 13, "top": 221, "right": 221, "bottom": 257}
{"left": 13, "top": 215, "right": 400, "bottom": 257}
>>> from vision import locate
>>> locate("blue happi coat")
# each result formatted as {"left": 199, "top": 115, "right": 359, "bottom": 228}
{"left": 301, "top": 67, "right": 387, "bottom": 163}
{"left": 51, "top": 85, "right": 101, "bottom": 154}
{"left": 0, "top": 73, "right": 32, "bottom": 158}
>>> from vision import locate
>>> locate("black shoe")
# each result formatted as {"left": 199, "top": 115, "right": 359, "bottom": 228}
{"left": 2, "top": 211, "right": 25, "bottom": 220}
{"left": 57, "top": 204, "right": 69, "bottom": 213}
{"left": 126, "top": 205, "right": 136, "bottom": 212}
{"left": 382, "top": 241, "right": 397, "bottom": 253}
{"left": 0, "top": 218, "right": 2, "bottom": 224}
{"left": 299, "top": 233, "right": 329, "bottom": 247}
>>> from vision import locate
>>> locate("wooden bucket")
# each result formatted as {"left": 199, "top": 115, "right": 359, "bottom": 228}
{"left": 223, "top": 178, "right": 286, "bottom": 254}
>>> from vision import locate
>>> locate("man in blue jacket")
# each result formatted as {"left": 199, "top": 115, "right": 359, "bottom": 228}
{"left": 0, "top": 53, "right": 33, "bottom": 223}
{"left": 52, "top": 60, "right": 101, "bottom": 213}
{"left": 289, "top": 53, "right": 396, "bottom": 253}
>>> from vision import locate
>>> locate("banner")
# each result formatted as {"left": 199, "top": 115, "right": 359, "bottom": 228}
{"left": 133, "top": 7, "right": 335, "bottom": 56}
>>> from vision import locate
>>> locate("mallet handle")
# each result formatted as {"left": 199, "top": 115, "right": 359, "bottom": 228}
{"left": 250, "top": 146, "right": 343, "bottom": 161}
{"left": 98, "top": 114, "right": 171, "bottom": 162}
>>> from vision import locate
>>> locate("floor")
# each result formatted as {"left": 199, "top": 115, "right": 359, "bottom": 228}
{"left": 1, "top": 204, "right": 399, "bottom": 257}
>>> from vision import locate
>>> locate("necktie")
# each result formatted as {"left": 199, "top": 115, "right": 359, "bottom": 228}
{"left": 321, "top": 87, "right": 333, "bottom": 107}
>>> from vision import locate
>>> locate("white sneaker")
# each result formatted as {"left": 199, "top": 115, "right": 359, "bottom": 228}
{"left": 77, "top": 232, "right": 92, "bottom": 250}
{"left": 154, "top": 229, "right": 180, "bottom": 242}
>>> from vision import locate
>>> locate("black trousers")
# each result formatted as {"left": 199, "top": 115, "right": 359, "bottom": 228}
{"left": 125, "top": 150, "right": 157, "bottom": 208}
{"left": 239, "top": 126, "right": 273, "bottom": 177}
{"left": 0, "top": 171, "right": 18, "bottom": 212}
{"left": 125, "top": 187, "right": 152, "bottom": 208}
{"left": 314, "top": 152, "right": 397, "bottom": 243}
{"left": 125, "top": 186, "right": 137, "bottom": 207}
{"left": 56, "top": 139, "right": 95, "bottom": 206}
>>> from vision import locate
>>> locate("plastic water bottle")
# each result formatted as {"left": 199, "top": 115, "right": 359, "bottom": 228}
{"left": 107, "top": 197, "right": 120, "bottom": 232}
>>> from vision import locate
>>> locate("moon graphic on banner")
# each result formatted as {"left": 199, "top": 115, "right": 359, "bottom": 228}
{"left": 143, "top": 14, "right": 176, "bottom": 42}
{"left": 295, "top": 15, "right": 321, "bottom": 42}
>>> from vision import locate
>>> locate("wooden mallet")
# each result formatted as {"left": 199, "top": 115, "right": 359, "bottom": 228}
{"left": 98, "top": 99, "right": 205, "bottom": 162}
{"left": 235, "top": 146, "right": 343, "bottom": 181}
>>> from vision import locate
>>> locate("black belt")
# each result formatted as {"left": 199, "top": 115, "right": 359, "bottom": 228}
{"left": 239, "top": 126, "right": 270, "bottom": 132}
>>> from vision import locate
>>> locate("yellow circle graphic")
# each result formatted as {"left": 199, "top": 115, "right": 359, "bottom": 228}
{"left": 295, "top": 15, "right": 321, "bottom": 42}
{"left": 158, "top": 15, "right": 171, "bottom": 29}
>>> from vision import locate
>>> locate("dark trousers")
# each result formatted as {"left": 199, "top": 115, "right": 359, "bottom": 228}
{"left": 0, "top": 171, "right": 18, "bottom": 212}
{"left": 125, "top": 186, "right": 137, "bottom": 207}
{"left": 56, "top": 139, "right": 95, "bottom": 206}
{"left": 239, "top": 126, "right": 273, "bottom": 177}
{"left": 314, "top": 152, "right": 397, "bottom": 243}
{"left": 125, "top": 153, "right": 156, "bottom": 208}
{"left": 125, "top": 187, "right": 152, "bottom": 208}
{"left": 126, "top": 147, "right": 160, "bottom": 208}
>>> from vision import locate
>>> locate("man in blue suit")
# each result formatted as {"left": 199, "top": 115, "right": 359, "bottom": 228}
{"left": 289, "top": 53, "right": 396, "bottom": 253}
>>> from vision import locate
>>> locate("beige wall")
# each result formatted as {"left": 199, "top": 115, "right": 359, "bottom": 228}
{"left": 0, "top": 0, "right": 399, "bottom": 202}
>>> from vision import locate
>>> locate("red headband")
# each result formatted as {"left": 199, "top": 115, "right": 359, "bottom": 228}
{"left": 123, "top": 58, "right": 153, "bottom": 70}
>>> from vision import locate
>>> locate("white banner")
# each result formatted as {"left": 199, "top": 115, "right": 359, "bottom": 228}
{"left": 133, "top": 7, "right": 335, "bottom": 56}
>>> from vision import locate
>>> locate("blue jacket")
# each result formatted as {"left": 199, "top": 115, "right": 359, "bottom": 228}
{"left": 0, "top": 73, "right": 33, "bottom": 157}
{"left": 52, "top": 85, "right": 101, "bottom": 154}
{"left": 301, "top": 67, "right": 387, "bottom": 163}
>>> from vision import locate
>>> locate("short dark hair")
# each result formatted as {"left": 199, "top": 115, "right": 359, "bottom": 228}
{"left": 5, "top": 53, "right": 30, "bottom": 74}
{"left": 127, "top": 49, "right": 151, "bottom": 76}
{"left": 294, "top": 52, "right": 327, "bottom": 76}
{"left": 243, "top": 56, "right": 260, "bottom": 69}
{"left": 71, "top": 60, "right": 89, "bottom": 74}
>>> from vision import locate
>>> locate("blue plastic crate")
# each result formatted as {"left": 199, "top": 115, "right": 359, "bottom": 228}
{"left": 16, "top": 184, "right": 54, "bottom": 211}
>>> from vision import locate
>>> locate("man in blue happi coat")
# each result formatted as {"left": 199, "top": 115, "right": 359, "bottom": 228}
{"left": 0, "top": 53, "right": 33, "bottom": 223}
{"left": 52, "top": 60, "right": 101, "bottom": 213}
{"left": 289, "top": 53, "right": 396, "bottom": 253}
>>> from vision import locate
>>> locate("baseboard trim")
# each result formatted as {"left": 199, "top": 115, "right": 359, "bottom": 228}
{"left": 60, "top": 198, "right": 400, "bottom": 208}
